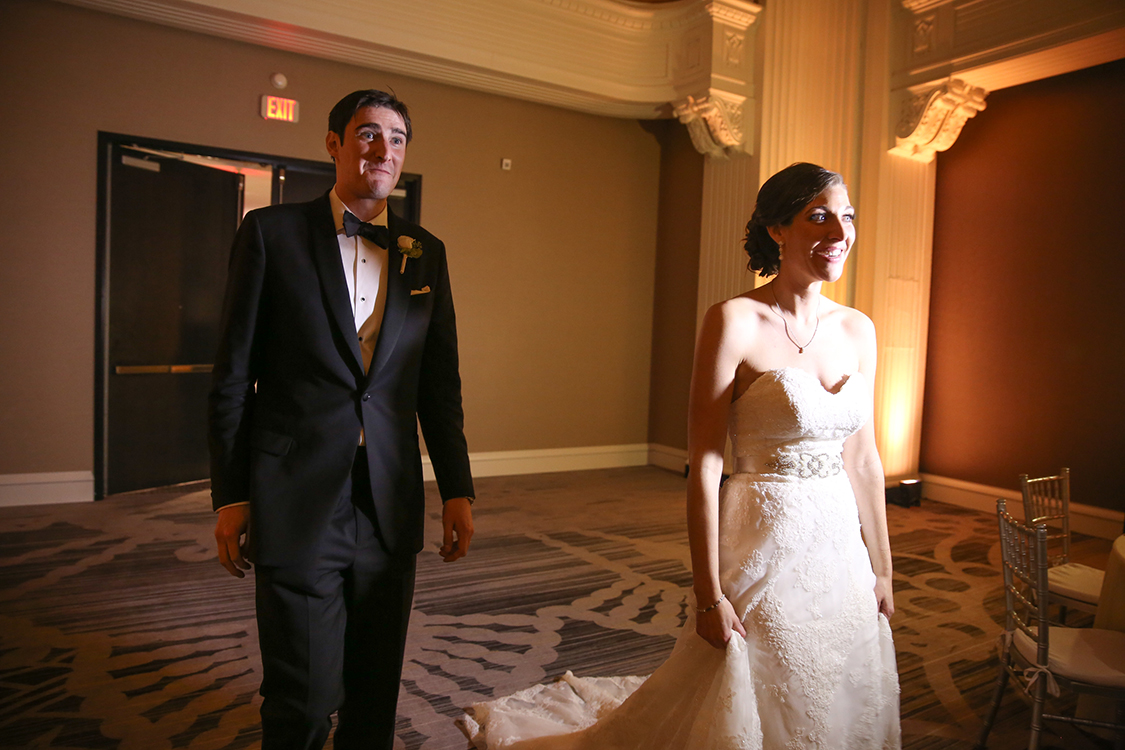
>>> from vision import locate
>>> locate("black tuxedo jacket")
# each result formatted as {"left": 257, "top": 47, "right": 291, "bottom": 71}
{"left": 208, "top": 193, "right": 474, "bottom": 565}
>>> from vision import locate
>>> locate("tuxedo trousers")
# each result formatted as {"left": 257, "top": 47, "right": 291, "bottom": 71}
{"left": 255, "top": 450, "right": 417, "bottom": 750}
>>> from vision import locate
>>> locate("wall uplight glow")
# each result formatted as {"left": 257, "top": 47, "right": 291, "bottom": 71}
{"left": 875, "top": 323, "right": 928, "bottom": 481}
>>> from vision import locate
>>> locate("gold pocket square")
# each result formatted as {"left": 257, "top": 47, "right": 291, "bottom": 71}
{"left": 410, "top": 286, "right": 431, "bottom": 296}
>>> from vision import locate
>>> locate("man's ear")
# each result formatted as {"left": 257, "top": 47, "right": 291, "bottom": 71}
{"left": 325, "top": 131, "right": 340, "bottom": 162}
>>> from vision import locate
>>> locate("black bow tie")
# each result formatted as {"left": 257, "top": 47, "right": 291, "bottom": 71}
{"left": 342, "top": 211, "right": 389, "bottom": 249}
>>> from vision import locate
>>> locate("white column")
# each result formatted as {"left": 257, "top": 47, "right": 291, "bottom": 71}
{"left": 696, "top": 155, "right": 761, "bottom": 327}
{"left": 686, "top": 1, "right": 764, "bottom": 326}
{"left": 853, "top": 0, "right": 931, "bottom": 480}
{"left": 693, "top": 0, "right": 868, "bottom": 321}
{"left": 756, "top": 0, "right": 866, "bottom": 305}
{"left": 863, "top": 154, "right": 936, "bottom": 480}
{"left": 757, "top": 0, "right": 865, "bottom": 178}
{"left": 852, "top": 3, "right": 991, "bottom": 480}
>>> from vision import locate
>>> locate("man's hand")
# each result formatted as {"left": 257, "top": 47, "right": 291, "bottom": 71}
{"left": 215, "top": 505, "right": 252, "bottom": 578}
{"left": 440, "top": 497, "right": 474, "bottom": 562}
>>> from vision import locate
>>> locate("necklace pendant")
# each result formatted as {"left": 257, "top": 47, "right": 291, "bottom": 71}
{"left": 798, "top": 347, "right": 803, "bottom": 354}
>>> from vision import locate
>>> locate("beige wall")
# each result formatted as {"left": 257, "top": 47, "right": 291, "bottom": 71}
{"left": 0, "top": 0, "right": 660, "bottom": 474}
{"left": 644, "top": 121, "right": 703, "bottom": 452}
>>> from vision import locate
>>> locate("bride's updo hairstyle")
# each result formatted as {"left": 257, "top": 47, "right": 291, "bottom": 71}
{"left": 743, "top": 162, "right": 845, "bottom": 277}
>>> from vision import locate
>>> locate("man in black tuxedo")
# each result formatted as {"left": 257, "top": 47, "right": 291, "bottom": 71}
{"left": 209, "top": 89, "right": 475, "bottom": 750}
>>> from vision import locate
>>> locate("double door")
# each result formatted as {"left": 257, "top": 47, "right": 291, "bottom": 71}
{"left": 97, "top": 137, "right": 339, "bottom": 496}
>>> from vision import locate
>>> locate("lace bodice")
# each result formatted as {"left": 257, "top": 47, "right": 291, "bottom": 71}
{"left": 729, "top": 368, "right": 870, "bottom": 472}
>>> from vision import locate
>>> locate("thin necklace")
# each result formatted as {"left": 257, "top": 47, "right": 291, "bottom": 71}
{"left": 770, "top": 285, "right": 820, "bottom": 354}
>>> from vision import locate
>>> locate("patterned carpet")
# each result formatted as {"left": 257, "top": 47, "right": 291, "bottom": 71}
{"left": 0, "top": 466, "right": 1115, "bottom": 749}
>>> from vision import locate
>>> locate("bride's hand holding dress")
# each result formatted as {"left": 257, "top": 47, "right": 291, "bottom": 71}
{"left": 695, "top": 599, "right": 748, "bottom": 650}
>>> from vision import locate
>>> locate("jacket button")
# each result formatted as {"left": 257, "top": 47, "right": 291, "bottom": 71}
{"left": 361, "top": 393, "right": 371, "bottom": 402}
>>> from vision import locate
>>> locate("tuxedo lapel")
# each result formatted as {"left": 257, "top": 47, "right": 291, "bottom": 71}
{"left": 308, "top": 195, "right": 364, "bottom": 374}
{"left": 367, "top": 210, "right": 412, "bottom": 379}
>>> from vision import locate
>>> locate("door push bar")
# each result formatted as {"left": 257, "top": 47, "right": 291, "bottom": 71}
{"left": 114, "top": 364, "right": 214, "bottom": 374}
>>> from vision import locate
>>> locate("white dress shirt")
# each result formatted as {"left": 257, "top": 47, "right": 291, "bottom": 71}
{"left": 329, "top": 189, "right": 391, "bottom": 447}
{"left": 329, "top": 189, "right": 389, "bottom": 374}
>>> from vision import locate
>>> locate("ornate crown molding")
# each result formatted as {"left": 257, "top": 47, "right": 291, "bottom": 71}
{"left": 893, "top": 79, "right": 987, "bottom": 161}
{"left": 56, "top": 0, "right": 762, "bottom": 122}
{"left": 900, "top": 0, "right": 953, "bottom": 11}
{"left": 893, "top": 0, "right": 1125, "bottom": 94}
{"left": 705, "top": 0, "right": 760, "bottom": 28}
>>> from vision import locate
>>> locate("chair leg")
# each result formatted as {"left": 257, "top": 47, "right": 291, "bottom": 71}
{"left": 1027, "top": 675, "right": 1047, "bottom": 750}
{"left": 1114, "top": 699, "right": 1124, "bottom": 750}
{"left": 975, "top": 657, "right": 1010, "bottom": 750}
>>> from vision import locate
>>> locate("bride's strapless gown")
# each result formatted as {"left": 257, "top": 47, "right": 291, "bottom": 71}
{"left": 459, "top": 368, "right": 901, "bottom": 749}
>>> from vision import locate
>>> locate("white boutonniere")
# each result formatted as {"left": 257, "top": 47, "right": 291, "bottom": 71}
{"left": 398, "top": 236, "right": 423, "bottom": 273}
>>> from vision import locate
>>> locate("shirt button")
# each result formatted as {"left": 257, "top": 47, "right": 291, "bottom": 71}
{"left": 361, "top": 259, "right": 367, "bottom": 263}
{"left": 360, "top": 297, "right": 366, "bottom": 301}
{"left": 362, "top": 393, "right": 371, "bottom": 402}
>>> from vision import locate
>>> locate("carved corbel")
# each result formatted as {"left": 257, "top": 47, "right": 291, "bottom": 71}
{"left": 668, "top": 0, "right": 760, "bottom": 159}
{"left": 893, "top": 79, "right": 987, "bottom": 161}
{"left": 673, "top": 92, "right": 746, "bottom": 159}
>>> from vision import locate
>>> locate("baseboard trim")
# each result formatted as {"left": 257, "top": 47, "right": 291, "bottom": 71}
{"left": 647, "top": 443, "right": 688, "bottom": 474}
{"left": 422, "top": 443, "right": 652, "bottom": 482}
{"left": 0, "top": 444, "right": 681, "bottom": 507}
{"left": 920, "top": 473, "right": 1123, "bottom": 540}
{"left": 0, "top": 471, "right": 95, "bottom": 507}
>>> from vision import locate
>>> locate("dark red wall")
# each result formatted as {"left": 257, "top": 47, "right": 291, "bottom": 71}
{"left": 921, "top": 58, "right": 1125, "bottom": 511}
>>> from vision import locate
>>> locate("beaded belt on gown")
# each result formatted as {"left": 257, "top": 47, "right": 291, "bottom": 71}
{"left": 733, "top": 450, "right": 843, "bottom": 478}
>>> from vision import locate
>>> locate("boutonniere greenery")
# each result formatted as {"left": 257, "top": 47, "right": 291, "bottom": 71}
{"left": 397, "top": 236, "right": 423, "bottom": 274}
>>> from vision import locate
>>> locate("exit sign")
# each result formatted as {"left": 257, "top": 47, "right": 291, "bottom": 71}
{"left": 260, "top": 95, "right": 299, "bottom": 122}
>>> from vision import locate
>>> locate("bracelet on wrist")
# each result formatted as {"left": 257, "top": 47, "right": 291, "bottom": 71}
{"left": 696, "top": 593, "right": 727, "bottom": 614}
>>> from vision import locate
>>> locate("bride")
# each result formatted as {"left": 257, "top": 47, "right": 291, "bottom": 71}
{"left": 460, "top": 163, "right": 901, "bottom": 749}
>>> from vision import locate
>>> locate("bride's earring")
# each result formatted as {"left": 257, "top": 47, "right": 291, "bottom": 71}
{"left": 777, "top": 242, "right": 785, "bottom": 261}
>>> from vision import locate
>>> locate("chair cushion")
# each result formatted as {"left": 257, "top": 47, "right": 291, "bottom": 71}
{"left": 1013, "top": 627, "right": 1125, "bottom": 688}
{"left": 1094, "top": 535, "right": 1125, "bottom": 631}
{"left": 1048, "top": 562, "right": 1104, "bottom": 605}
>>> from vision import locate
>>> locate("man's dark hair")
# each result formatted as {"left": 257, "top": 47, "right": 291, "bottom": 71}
{"left": 328, "top": 89, "right": 413, "bottom": 144}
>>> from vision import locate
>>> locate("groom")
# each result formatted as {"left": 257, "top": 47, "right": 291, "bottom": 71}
{"left": 209, "top": 89, "right": 475, "bottom": 750}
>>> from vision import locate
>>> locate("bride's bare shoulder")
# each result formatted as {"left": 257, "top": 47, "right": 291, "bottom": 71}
{"left": 822, "top": 300, "right": 876, "bottom": 350}
{"left": 706, "top": 290, "right": 772, "bottom": 327}
{"left": 832, "top": 303, "right": 875, "bottom": 334}
{"left": 698, "top": 293, "right": 771, "bottom": 354}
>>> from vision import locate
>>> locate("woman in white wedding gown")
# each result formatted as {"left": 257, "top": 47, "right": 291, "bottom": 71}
{"left": 460, "top": 163, "right": 901, "bottom": 749}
